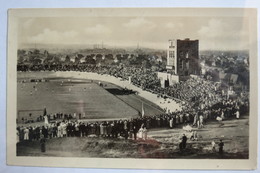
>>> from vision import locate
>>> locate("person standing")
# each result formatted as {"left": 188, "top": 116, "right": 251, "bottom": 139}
{"left": 74, "top": 123, "right": 79, "bottom": 137}
{"left": 211, "top": 140, "right": 216, "bottom": 152}
{"left": 236, "top": 109, "right": 240, "bottom": 119}
{"left": 57, "top": 124, "right": 62, "bottom": 137}
{"left": 44, "top": 115, "right": 49, "bottom": 125}
{"left": 29, "top": 126, "right": 33, "bottom": 141}
{"left": 95, "top": 122, "right": 100, "bottom": 137}
{"left": 199, "top": 115, "right": 204, "bottom": 128}
{"left": 111, "top": 122, "right": 116, "bottom": 138}
{"left": 100, "top": 123, "right": 104, "bottom": 137}
{"left": 193, "top": 113, "right": 198, "bottom": 127}
{"left": 179, "top": 114, "right": 184, "bottom": 124}
{"left": 35, "top": 126, "right": 40, "bottom": 140}
{"left": 40, "top": 135, "right": 46, "bottom": 152}
{"left": 123, "top": 120, "right": 128, "bottom": 139}
{"left": 24, "top": 127, "right": 29, "bottom": 140}
{"left": 221, "top": 110, "right": 225, "bottom": 119}
{"left": 143, "top": 127, "right": 148, "bottom": 140}
{"left": 133, "top": 125, "right": 138, "bottom": 140}
{"left": 128, "top": 120, "right": 134, "bottom": 139}
{"left": 107, "top": 123, "right": 112, "bottom": 137}
{"left": 182, "top": 134, "right": 187, "bottom": 150}
{"left": 137, "top": 125, "right": 144, "bottom": 139}
{"left": 194, "top": 131, "right": 198, "bottom": 141}
{"left": 218, "top": 139, "right": 224, "bottom": 154}
{"left": 103, "top": 122, "right": 108, "bottom": 137}
{"left": 190, "top": 131, "right": 195, "bottom": 141}
{"left": 169, "top": 118, "right": 173, "bottom": 129}
{"left": 63, "top": 123, "right": 67, "bottom": 137}
{"left": 186, "top": 113, "right": 191, "bottom": 123}
{"left": 48, "top": 125, "right": 53, "bottom": 139}
{"left": 52, "top": 124, "right": 57, "bottom": 138}
{"left": 197, "top": 118, "right": 200, "bottom": 129}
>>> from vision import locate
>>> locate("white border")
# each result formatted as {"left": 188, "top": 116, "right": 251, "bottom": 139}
{"left": 1, "top": 1, "right": 259, "bottom": 173}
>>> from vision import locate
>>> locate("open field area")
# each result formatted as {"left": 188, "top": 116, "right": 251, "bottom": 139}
{"left": 17, "top": 72, "right": 164, "bottom": 123}
{"left": 17, "top": 116, "right": 249, "bottom": 159}
{"left": 18, "top": 80, "right": 139, "bottom": 120}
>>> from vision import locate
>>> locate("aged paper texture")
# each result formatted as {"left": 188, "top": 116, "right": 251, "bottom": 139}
{"left": 7, "top": 8, "right": 257, "bottom": 170}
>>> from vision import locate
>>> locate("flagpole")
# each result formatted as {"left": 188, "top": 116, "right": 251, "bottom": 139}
{"left": 141, "top": 102, "right": 145, "bottom": 118}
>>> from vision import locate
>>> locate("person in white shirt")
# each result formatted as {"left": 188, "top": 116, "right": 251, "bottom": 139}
{"left": 143, "top": 127, "right": 148, "bottom": 140}
{"left": 211, "top": 140, "right": 216, "bottom": 152}
{"left": 24, "top": 127, "right": 29, "bottom": 140}
{"left": 137, "top": 124, "right": 144, "bottom": 139}
{"left": 169, "top": 118, "right": 173, "bottom": 129}
{"left": 57, "top": 125, "right": 62, "bottom": 137}
{"left": 236, "top": 109, "right": 240, "bottom": 119}
{"left": 199, "top": 115, "right": 204, "bottom": 128}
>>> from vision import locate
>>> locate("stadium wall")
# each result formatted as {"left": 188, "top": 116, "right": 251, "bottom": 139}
{"left": 157, "top": 72, "right": 179, "bottom": 88}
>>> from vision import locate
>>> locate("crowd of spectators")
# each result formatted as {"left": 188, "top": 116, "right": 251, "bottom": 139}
{"left": 17, "top": 95, "right": 249, "bottom": 143}
{"left": 17, "top": 63, "right": 249, "bottom": 143}
{"left": 153, "top": 77, "right": 223, "bottom": 108}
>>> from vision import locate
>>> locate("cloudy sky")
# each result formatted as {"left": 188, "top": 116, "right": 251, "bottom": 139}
{"left": 18, "top": 16, "right": 249, "bottom": 50}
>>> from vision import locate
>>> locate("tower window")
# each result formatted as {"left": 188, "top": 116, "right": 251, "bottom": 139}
{"left": 186, "top": 52, "right": 189, "bottom": 58}
{"left": 179, "top": 60, "right": 183, "bottom": 69}
{"left": 169, "top": 51, "right": 175, "bottom": 58}
{"left": 169, "top": 40, "right": 175, "bottom": 48}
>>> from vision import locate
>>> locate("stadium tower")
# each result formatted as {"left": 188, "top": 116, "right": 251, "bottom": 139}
{"left": 158, "top": 38, "right": 200, "bottom": 88}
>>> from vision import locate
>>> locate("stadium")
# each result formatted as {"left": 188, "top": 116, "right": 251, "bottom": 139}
{"left": 16, "top": 37, "right": 250, "bottom": 159}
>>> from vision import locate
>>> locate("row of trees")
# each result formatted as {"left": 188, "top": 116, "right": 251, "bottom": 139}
{"left": 17, "top": 49, "right": 167, "bottom": 69}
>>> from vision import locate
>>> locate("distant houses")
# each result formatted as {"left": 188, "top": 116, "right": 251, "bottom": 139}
{"left": 17, "top": 48, "right": 168, "bottom": 68}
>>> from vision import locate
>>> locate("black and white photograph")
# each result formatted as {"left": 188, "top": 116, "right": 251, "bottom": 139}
{"left": 6, "top": 8, "right": 257, "bottom": 170}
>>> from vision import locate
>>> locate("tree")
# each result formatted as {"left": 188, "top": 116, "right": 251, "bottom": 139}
{"left": 104, "top": 54, "right": 114, "bottom": 65}
{"left": 44, "top": 50, "right": 49, "bottom": 56}
{"left": 74, "top": 56, "right": 80, "bottom": 64}
{"left": 32, "top": 58, "right": 42, "bottom": 65}
{"left": 65, "top": 55, "right": 71, "bottom": 63}
{"left": 77, "top": 54, "right": 84, "bottom": 59}
{"left": 95, "top": 54, "right": 103, "bottom": 64}
{"left": 18, "top": 56, "right": 24, "bottom": 64}
{"left": 53, "top": 56, "right": 61, "bottom": 64}
{"left": 116, "top": 54, "right": 123, "bottom": 62}
{"left": 142, "top": 60, "right": 152, "bottom": 69}
{"left": 18, "top": 49, "right": 26, "bottom": 56}
{"left": 33, "top": 49, "right": 40, "bottom": 55}
{"left": 85, "top": 55, "right": 96, "bottom": 64}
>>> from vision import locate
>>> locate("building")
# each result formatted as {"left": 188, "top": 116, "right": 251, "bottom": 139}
{"left": 167, "top": 38, "right": 199, "bottom": 75}
{"left": 158, "top": 38, "right": 200, "bottom": 87}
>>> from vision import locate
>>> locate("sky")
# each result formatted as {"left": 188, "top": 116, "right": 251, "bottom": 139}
{"left": 18, "top": 16, "right": 250, "bottom": 51}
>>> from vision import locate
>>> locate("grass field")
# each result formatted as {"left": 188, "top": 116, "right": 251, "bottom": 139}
{"left": 17, "top": 72, "right": 164, "bottom": 123}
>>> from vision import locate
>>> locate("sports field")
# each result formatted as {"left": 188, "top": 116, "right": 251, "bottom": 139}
{"left": 17, "top": 72, "right": 164, "bottom": 123}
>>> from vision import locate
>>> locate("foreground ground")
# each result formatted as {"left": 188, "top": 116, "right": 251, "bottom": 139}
{"left": 17, "top": 116, "right": 249, "bottom": 159}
